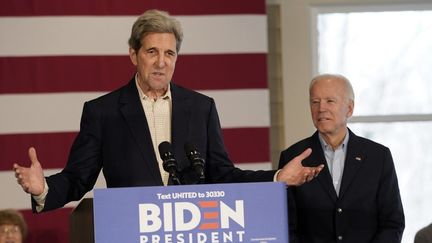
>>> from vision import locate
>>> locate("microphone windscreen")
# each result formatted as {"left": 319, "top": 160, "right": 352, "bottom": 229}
{"left": 158, "top": 141, "right": 172, "bottom": 158}
{"left": 184, "top": 142, "right": 197, "bottom": 154}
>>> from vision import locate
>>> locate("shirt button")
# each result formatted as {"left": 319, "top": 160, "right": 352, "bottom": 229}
{"left": 337, "top": 208, "right": 343, "bottom": 213}
{"left": 338, "top": 235, "right": 343, "bottom": 240}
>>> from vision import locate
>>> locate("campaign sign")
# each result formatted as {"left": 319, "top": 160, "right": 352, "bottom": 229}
{"left": 93, "top": 182, "right": 288, "bottom": 243}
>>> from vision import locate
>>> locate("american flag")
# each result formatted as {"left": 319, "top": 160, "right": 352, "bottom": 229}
{"left": 0, "top": 1, "right": 270, "bottom": 242}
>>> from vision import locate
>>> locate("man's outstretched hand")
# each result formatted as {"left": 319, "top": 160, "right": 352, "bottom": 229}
{"left": 277, "top": 148, "right": 324, "bottom": 186}
{"left": 13, "top": 147, "right": 45, "bottom": 196}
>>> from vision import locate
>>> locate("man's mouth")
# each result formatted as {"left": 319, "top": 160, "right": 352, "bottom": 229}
{"left": 318, "top": 117, "right": 331, "bottom": 122}
{"left": 152, "top": 72, "right": 164, "bottom": 76}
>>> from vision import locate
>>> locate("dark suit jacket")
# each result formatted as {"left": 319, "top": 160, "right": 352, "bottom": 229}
{"left": 35, "top": 78, "right": 275, "bottom": 212}
{"left": 278, "top": 129, "right": 404, "bottom": 243}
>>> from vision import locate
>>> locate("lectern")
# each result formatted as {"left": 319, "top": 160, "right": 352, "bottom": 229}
{"left": 70, "top": 182, "right": 289, "bottom": 243}
{"left": 69, "top": 198, "right": 94, "bottom": 243}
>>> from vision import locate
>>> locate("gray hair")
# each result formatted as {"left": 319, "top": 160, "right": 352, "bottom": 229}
{"left": 128, "top": 9, "right": 184, "bottom": 53}
{"left": 309, "top": 73, "right": 355, "bottom": 102}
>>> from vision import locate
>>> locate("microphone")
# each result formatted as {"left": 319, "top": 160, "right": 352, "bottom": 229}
{"left": 158, "top": 141, "right": 181, "bottom": 185}
{"left": 184, "top": 142, "right": 205, "bottom": 183}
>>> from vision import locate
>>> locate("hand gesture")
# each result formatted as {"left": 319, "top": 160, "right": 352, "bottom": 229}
{"left": 13, "top": 147, "right": 45, "bottom": 196}
{"left": 277, "top": 148, "right": 324, "bottom": 186}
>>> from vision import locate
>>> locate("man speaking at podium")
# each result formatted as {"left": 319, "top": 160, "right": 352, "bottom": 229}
{"left": 13, "top": 9, "right": 323, "bottom": 213}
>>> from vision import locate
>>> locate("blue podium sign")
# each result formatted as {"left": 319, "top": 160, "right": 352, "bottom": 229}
{"left": 94, "top": 182, "right": 288, "bottom": 243}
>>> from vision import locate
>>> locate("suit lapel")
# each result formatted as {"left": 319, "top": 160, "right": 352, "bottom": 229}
{"left": 310, "top": 132, "right": 338, "bottom": 202}
{"left": 119, "top": 80, "right": 162, "bottom": 184}
{"left": 338, "top": 130, "right": 364, "bottom": 199}
{"left": 170, "top": 83, "right": 192, "bottom": 168}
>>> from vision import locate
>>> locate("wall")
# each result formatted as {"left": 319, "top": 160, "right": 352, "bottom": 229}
{"left": 266, "top": 0, "right": 430, "bottom": 166}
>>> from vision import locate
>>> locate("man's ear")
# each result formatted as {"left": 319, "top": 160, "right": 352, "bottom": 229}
{"left": 129, "top": 47, "right": 138, "bottom": 66}
{"left": 347, "top": 100, "right": 354, "bottom": 118}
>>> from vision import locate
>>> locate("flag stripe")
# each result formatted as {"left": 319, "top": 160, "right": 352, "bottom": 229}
{"left": 0, "top": 54, "right": 267, "bottom": 94}
{"left": 236, "top": 162, "right": 272, "bottom": 170}
{"left": 0, "top": 169, "right": 105, "bottom": 209}
{"left": 21, "top": 208, "right": 71, "bottom": 243}
{"left": 1, "top": 0, "right": 265, "bottom": 16}
{"left": 205, "top": 89, "right": 270, "bottom": 128}
{"left": 0, "top": 90, "right": 270, "bottom": 134}
{"left": 0, "top": 127, "right": 269, "bottom": 170}
{"left": 0, "top": 15, "right": 267, "bottom": 56}
{"left": 1, "top": 162, "right": 271, "bottom": 209}
{"left": 0, "top": 132, "right": 75, "bottom": 170}
{"left": 223, "top": 127, "right": 270, "bottom": 163}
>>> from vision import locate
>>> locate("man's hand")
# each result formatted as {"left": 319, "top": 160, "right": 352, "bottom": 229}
{"left": 277, "top": 148, "right": 324, "bottom": 186}
{"left": 13, "top": 147, "right": 45, "bottom": 196}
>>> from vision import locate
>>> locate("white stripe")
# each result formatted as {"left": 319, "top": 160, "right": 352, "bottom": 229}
{"left": 0, "top": 15, "right": 267, "bottom": 57}
{"left": 201, "top": 89, "right": 270, "bottom": 128}
{"left": 0, "top": 89, "right": 270, "bottom": 134}
{"left": 0, "top": 92, "right": 105, "bottom": 134}
{"left": 235, "top": 161, "right": 273, "bottom": 170}
{"left": 180, "top": 15, "right": 268, "bottom": 54}
{"left": 0, "top": 162, "right": 272, "bottom": 209}
{"left": 0, "top": 169, "right": 106, "bottom": 210}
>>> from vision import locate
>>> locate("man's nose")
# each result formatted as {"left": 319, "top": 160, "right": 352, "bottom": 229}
{"left": 155, "top": 54, "right": 166, "bottom": 67}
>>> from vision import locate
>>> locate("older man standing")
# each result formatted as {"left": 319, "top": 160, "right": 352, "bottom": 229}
{"left": 279, "top": 74, "right": 405, "bottom": 243}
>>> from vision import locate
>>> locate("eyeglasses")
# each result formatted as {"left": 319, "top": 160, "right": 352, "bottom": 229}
{"left": 0, "top": 225, "right": 21, "bottom": 236}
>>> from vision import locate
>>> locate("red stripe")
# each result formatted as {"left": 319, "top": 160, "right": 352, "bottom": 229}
{"left": 0, "top": 54, "right": 267, "bottom": 94}
{"left": 0, "top": 127, "right": 269, "bottom": 171}
{"left": 223, "top": 127, "right": 270, "bottom": 164}
{"left": 1, "top": 0, "right": 265, "bottom": 16}
{"left": 176, "top": 54, "right": 267, "bottom": 90}
{"left": 0, "top": 56, "right": 134, "bottom": 94}
{"left": 20, "top": 208, "right": 71, "bottom": 243}
{"left": 0, "top": 132, "right": 76, "bottom": 170}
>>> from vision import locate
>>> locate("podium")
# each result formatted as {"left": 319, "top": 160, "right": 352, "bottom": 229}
{"left": 71, "top": 182, "right": 289, "bottom": 243}
{"left": 70, "top": 198, "right": 94, "bottom": 243}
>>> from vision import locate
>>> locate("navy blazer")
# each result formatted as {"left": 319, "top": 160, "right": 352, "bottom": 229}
{"left": 36, "top": 78, "right": 275, "bottom": 212}
{"left": 279, "top": 129, "right": 404, "bottom": 243}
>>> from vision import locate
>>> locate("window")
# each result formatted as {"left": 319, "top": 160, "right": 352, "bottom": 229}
{"left": 314, "top": 6, "right": 432, "bottom": 243}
